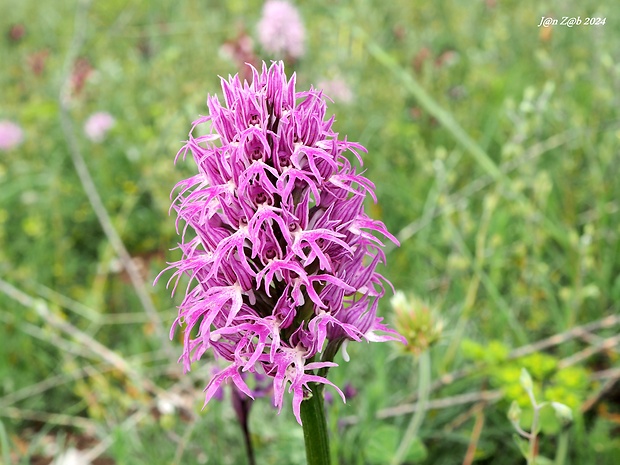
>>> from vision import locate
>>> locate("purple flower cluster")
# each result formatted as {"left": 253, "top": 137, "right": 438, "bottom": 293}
{"left": 161, "top": 61, "right": 404, "bottom": 424}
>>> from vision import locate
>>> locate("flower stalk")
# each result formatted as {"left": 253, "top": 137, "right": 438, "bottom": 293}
{"left": 391, "top": 350, "right": 431, "bottom": 465}
{"left": 300, "top": 383, "right": 331, "bottom": 465}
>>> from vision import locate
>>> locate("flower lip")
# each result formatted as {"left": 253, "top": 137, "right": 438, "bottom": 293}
{"left": 288, "top": 222, "right": 299, "bottom": 232}
{"left": 255, "top": 191, "right": 268, "bottom": 204}
{"left": 278, "top": 154, "right": 291, "bottom": 168}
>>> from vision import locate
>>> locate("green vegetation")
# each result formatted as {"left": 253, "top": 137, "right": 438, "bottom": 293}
{"left": 1, "top": 0, "right": 618, "bottom": 463}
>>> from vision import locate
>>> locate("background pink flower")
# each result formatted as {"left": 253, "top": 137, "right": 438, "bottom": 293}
{"left": 317, "top": 77, "right": 354, "bottom": 104}
{"left": 84, "top": 112, "right": 115, "bottom": 142}
{"left": 0, "top": 120, "right": 24, "bottom": 151}
{"left": 257, "top": 1, "right": 305, "bottom": 60}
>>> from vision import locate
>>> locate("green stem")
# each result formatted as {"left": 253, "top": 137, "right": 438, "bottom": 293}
{"left": 318, "top": 339, "right": 344, "bottom": 379}
{"left": 391, "top": 350, "right": 432, "bottom": 465}
{"left": 554, "top": 430, "right": 569, "bottom": 465}
{"left": 528, "top": 404, "right": 540, "bottom": 465}
{"left": 300, "top": 382, "right": 331, "bottom": 465}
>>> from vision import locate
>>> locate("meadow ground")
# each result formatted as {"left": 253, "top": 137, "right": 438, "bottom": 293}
{"left": 1, "top": 0, "right": 619, "bottom": 463}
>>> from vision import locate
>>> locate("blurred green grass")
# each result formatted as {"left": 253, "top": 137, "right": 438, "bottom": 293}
{"left": 1, "top": 0, "right": 619, "bottom": 463}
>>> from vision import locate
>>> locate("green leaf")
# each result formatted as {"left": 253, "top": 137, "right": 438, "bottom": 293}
{"left": 538, "top": 405, "right": 560, "bottom": 436}
{"left": 520, "top": 368, "right": 534, "bottom": 393}
{"left": 507, "top": 400, "right": 522, "bottom": 424}
{"left": 512, "top": 433, "right": 530, "bottom": 459}
{"left": 533, "top": 455, "right": 554, "bottom": 465}
{"left": 551, "top": 402, "right": 573, "bottom": 426}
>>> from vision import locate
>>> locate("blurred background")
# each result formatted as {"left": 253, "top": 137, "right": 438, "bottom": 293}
{"left": 1, "top": 0, "right": 619, "bottom": 463}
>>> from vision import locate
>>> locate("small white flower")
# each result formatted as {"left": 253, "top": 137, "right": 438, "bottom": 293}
{"left": 53, "top": 448, "right": 90, "bottom": 465}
